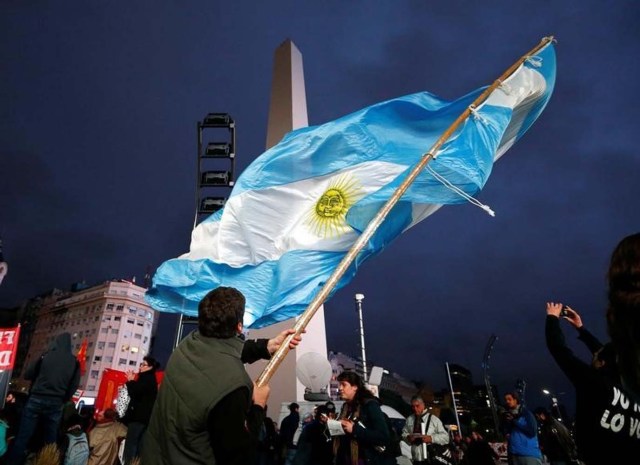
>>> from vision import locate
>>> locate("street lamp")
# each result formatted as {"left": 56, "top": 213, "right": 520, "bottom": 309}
{"left": 542, "top": 388, "right": 563, "bottom": 422}
{"left": 354, "top": 293, "right": 368, "bottom": 382}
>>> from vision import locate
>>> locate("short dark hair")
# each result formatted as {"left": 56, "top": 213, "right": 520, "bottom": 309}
{"left": 315, "top": 405, "right": 329, "bottom": 419}
{"left": 143, "top": 355, "right": 160, "bottom": 370}
{"left": 533, "top": 406, "right": 549, "bottom": 416}
{"left": 504, "top": 391, "right": 520, "bottom": 402}
{"left": 103, "top": 408, "right": 118, "bottom": 421}
{"left": 198, "top": 287, "right": 246, "bottom": 338}
{"left": 289, "top": 402, "right": 300, "bottom": 412}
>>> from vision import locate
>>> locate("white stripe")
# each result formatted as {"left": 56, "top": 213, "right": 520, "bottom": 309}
{"left": 482, "top": 64, "right": 548, "bottom": 161}
{"left": 406, "top": 65, "right": 548, "bottom": 230}
{"left": 184, "top": 161, "right": 406, "bottom": 266}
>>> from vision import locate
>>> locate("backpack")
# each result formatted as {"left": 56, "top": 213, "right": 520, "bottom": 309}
{"left": 64, "top": 432, "right": 89, "bottom": 465}
{"left": 382, "top": 412, "right": 402, "bottom": 457}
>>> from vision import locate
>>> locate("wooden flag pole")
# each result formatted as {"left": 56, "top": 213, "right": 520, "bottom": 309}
{"left": 256, "top": 36, "right": 554, "bottom": 387}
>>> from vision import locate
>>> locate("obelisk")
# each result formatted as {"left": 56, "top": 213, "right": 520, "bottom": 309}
{"left": 244, "top": 39, "right": 329, "bottom": 416}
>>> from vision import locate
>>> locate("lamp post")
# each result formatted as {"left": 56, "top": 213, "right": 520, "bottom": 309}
{"left": 542, "top": 388, "right": 563, "bottom": 422}
{"left": 354, "top": 293, "right": 368, "bottom": 382}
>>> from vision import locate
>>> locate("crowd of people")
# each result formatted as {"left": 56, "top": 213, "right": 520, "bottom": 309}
{"left": 0, "top": 343, "right": 159, "bottom": 465}
{"left": 0, "top": 232, "right": 637, "bottom": 465}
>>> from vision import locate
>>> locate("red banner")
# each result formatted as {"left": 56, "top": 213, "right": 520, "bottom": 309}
{"left": 0, "top": 325, "right": 20, "bottom": 370}
{"left": 95, "top": 368, "right": 128, "bottom": 414}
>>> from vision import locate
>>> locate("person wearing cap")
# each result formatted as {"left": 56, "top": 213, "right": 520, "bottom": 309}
{"left": 280, "top": 402, "right": 300, "bottom": 465}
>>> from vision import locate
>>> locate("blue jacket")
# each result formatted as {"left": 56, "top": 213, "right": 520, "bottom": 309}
{"left": 504, "top": 406, "right": 542, "bottom": 459}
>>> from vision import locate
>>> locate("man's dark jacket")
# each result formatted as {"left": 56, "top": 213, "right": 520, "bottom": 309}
{"left": 142, "top": 333, "right": 270, "bottom": 465}
{"left": 26, "top": 332, "right": 80, "bottom": 401}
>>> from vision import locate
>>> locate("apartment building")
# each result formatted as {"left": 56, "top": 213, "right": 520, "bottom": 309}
{"left": 21, "top": 279, "right": 156, "bottom": 397}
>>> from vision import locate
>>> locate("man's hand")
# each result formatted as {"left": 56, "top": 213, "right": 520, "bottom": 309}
{"left": 253, "top": 383, "right": 270, "bottom": 408}
{"left": 267, "top": 328, "right": 304, "bottom": 355}
{"left": 125, "top": 370, "right": 136, "bottom": 382}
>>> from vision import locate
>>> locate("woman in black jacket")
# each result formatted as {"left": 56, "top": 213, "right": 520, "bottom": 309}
{"left": 334, "top": 371, "right": 393, "bottom": 465}
{"left": 123, "top": 355, "right": 160, "bottom": 464}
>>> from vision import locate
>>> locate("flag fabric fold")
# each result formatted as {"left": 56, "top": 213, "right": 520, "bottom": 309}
{"left": 146, "top": 42, "right": 556, "bottom": 328}
{"left": 76, "top": 338, "right": 88, "bottom": 375}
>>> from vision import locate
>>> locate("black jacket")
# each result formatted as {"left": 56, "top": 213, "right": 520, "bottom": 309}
{"left": 125, "top": 368, "right": 158, "bottom": 425}
{"left": 335, "top": 398, "right": 394, "bottom": 465}
{"left": 545, "top": 315, "right": 640, "bottom": 464}
{"left": 26, "top": 332, "right": 80, "bottom": 401}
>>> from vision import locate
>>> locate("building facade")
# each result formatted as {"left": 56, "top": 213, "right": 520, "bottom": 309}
{"left": 18, "top": 279, "right": 156, "bottom": 397}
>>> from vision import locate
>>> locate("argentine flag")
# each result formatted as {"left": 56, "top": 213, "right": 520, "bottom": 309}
{"left": 146, "top": 41, "right": 556, "bottom": 328}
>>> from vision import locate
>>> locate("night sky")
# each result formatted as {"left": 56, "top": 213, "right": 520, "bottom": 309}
{"left": 2, "top": 1, "right": 639, "bottom": 414}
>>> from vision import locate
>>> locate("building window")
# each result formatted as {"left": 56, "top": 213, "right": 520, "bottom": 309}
{"left": 134, "top": 333, "right": 142, "bottom": 340}
{"left": 121, "top": 344, "right": 130, "bottom": 352}
{"left": 130, "top": 347, "right": 139, "bottom": 354}
{"left": 100, "top": 328, "right": 108, "bottom": 334}
{"left": 114, "top": 316, "right": 121, "bottom": 321}
{"left": 127, "top": 318, "right": 135, "bottom": 325}
{"left": 116, "top": 304, "right": 124, "bottom": 312}
{"left": 136, "top": 321, "right": 143, "bottom": 327}
{"left": 94, "top": 356, "right": 102, "bottom": 362}
{"left": 87, "top": 385, "right": 95, "bottom": 391}
{"left": 118, "top": 358, "right": 126, "bottom": 365}
{"left": 108, "top": 342, "right": 116, "bottom": 348}
{"left": 129, "top": 307, "right": 137, "bottom": 315}
{"left": 128, "top": 360, "right": 137, "bottom": 366}
{"left": 106, "top": 304, "right": 114, "bottom": 310}
{"left": 106, "top": 356, "right": 113, "bottom": 363}
{"left": 111, "top": 329, "right": 118, "bottom": 335}
{"left": 97, "top": 342, "right": 105, "bottom": 350}
{"left": 90, "top": 370, "right": 99, "bottom": 379}
{"left": 143, "top": 336, "right": 148, "bottom": 343}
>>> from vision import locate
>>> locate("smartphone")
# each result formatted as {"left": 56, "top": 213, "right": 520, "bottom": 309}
{"left": 560, "top": 306, "right": 569, "bottom": 317}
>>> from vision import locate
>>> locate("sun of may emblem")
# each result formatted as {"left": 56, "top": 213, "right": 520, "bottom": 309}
{"left": 306, "top": 173, "right": 362, "bottom": 238}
